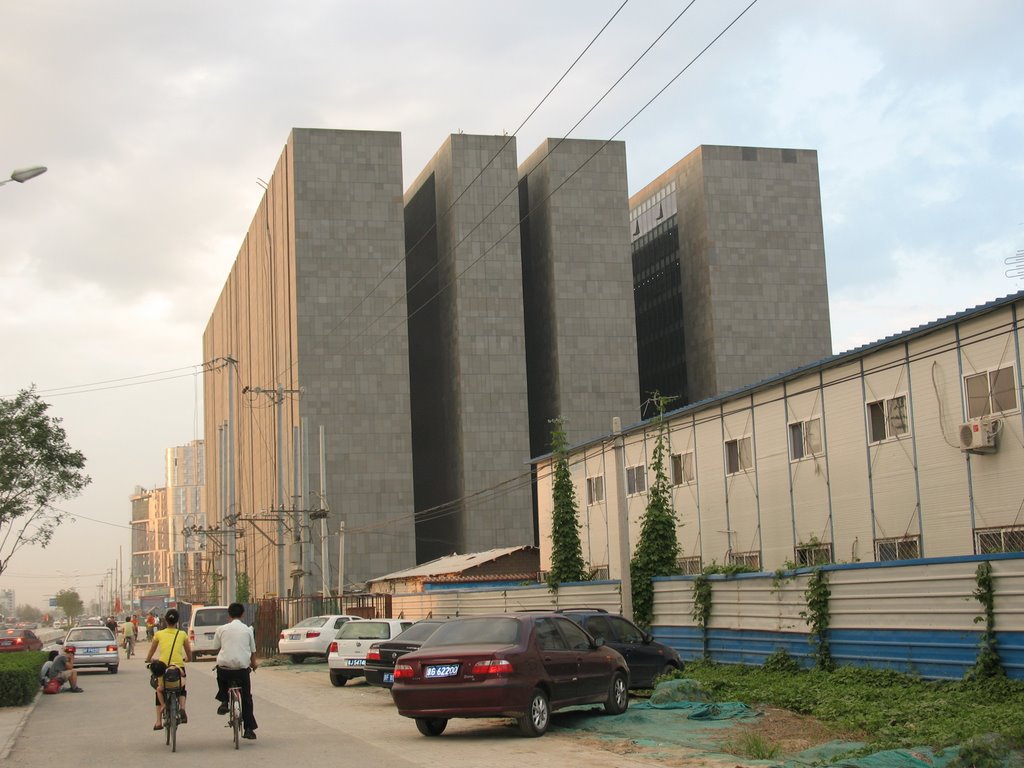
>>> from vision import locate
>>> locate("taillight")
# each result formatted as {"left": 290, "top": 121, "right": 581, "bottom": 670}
{"left": 305, "top": 631, "right": 320, "bottom": 638}
{"left": 65, "top": 645, "right": 77, "bottom": 654}
{"left": 471, "top": 659, "right": 513, "bottom": 676}
{"left": 328, "top": 641, "right": 338, "bottom": 653}
{"left": 393, "top": 664, "right": 414, "bottom": 679}
{"left": 189, "top": 630, "right": 195, "bottom": 642}
{"left": 14, "top": 637, "right": 23, "bottom": 646}
{"left": 107, "top": 645, "right": 117, "bottom": 652}
{"left": 279, "top": 632, "right": 285, "bottom": 640}
{"left": 366, "top": 650, "right": 381, "bottom": 661}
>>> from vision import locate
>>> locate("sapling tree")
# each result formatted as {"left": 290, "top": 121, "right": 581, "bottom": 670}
{"left": 547, "top": 418, "right": 587, "bottom": 587}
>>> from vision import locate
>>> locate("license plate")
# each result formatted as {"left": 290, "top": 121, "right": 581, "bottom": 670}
{"left": 383, "top": 672, "right": 394, "bottom": 683}
{"left": 205, "top": 633, "right": 215, "bottom": 640}
{"left": 0, "top": 640, "right": 11, "bottom": 647}
{"left": 83, "top": 648, "right": 99, "bottom": 654}
{"left": 346, "top": 658, "right": 364, "bottom": 666}
{"left": 425, "top": 664, "right": 459, "bottom": 678}
{"left": 289, "top": 634, "right": 300, "bottom": 640}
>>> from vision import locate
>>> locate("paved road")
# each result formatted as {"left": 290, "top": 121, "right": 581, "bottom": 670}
{"left": 9, "top": 657, "right": 675, "bottom": 768}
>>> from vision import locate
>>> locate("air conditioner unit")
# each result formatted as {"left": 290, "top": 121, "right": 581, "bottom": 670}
{"left": 959, "top": 417, "right": 999, "bottom": 454}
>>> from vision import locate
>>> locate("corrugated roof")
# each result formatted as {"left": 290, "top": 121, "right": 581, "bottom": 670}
{"left": 534, "top": 289, "right": 1024, "bottom": 460}
{"left": 367, "top": 545, "right": 534, "bottom": 582}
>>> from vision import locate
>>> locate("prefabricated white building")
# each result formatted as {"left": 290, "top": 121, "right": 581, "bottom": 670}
{"left": 534, "top": 292, "right": 1024, "bottom": 576}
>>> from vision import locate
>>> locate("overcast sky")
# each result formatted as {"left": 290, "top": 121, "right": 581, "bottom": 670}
{"left": 2, "top": 1, "right": 1021, "bottom": 611}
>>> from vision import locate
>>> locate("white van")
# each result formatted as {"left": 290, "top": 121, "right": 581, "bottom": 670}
{"left": 187, "top": 605, "right": 232, "bottom": 659}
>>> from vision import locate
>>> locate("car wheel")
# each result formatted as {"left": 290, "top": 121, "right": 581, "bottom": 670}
{"left": 518, "top": 688, "right": 550, "bottom": 737}
{"left": 108, "top": 665, "right": 119, "bottom": 674}
{"left": 604, "top": 671, "right": 628, "bottom": 714}
{"left": 289, "top": 654, "right": 307, "bottom": 664}
{"left": 329, "top": 671, "right": 347, "bottom": 687}
{"left": 415, "top": 717, "right": 448, "bottom": 737}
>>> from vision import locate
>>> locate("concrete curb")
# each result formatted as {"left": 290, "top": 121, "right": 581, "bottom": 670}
{"left": 0, "top": 693, "right": 40, "bottom": 762}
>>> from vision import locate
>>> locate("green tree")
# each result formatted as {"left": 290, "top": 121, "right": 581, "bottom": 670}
{"left": 0, "top": 388, "right": 91, "bottom": 577}
{"left": 209, "top": 572, "right": 220, "bottom": 604}
{"left": 55, "top": 588, "right": 84, "bottom": 623}
{"left": 16, "top": 604, "right": 43, "bottom": 622}
{"left": 547, "top": 418, "right": 587, "bottom": 587}
{"left": 630, "top": 394, "right": 681, "bottom": 627}
{"left": 235, "top": 572, "right": 251, "bottom": 603}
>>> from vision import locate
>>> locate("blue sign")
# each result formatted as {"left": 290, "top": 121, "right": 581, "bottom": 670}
{"left": 48, "top": 598, "right": 57, "bottom": 607}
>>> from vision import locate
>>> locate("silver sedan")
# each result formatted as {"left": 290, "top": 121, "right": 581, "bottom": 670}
{"left": 62, "top": 626, "right": 120, "bottom": 673}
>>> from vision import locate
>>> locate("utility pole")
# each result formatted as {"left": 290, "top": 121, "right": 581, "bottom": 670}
{"left": 611, "top": 416, "right": 634, "bottom": 621}
{"left": 243, "top": 383, "right": 301, "bottom": 598}
{"left": 312, "top": 425, "right": 331, "bottom": 597}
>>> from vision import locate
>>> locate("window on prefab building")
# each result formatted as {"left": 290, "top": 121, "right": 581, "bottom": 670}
{"left": 795, "top": 541, "right": 833, "bottom": 566}
{"left": 867, "top": 395, "right": 909, "bottom": 443}
{"left": 729, "top": 550, "right": 760, "bottom": 570}
{"left": 586, "top": 476, "right": 604, "bottom": 506}
{"left": 725, "top": 436, "right": 753, "bottom": 475}
{"left": 974, "top": 525, "right": 1024, "bottom": 555}
{"left": 789, "top": 418, "right": 823, "bottom": 461}
{"left": 965, "top": 366, "right": 1018, "bottom": 419}
{"left": 626, "top": 465, "right": 647, "bottom": 495}
{"left": 671, "top": 452, "right": 695, "bottom": 485}
{"left": 677, "top": 556, "right": 702, "bottom": 575}
{"left": 875, "top": 535, "right": 921, "bottom": 561}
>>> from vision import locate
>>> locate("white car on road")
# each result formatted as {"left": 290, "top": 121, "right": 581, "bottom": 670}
{"left": 278, "top": 614, "right": 363, "bottom": 663}
{"left": 328, "top": 618, "right": 412, "bottom": 686}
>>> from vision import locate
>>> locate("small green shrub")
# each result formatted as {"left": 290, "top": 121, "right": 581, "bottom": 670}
{"left": 762, "top": 647, "right": 800, "bottom": 674}
{"left": 724, "top": 732, "right": 780, "bottom": 759}
{"left": 0, "top": 651, "right": 47, "bottom": 706}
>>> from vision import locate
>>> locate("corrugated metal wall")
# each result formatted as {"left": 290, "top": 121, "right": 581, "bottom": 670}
{"left": 390, "top": 580, "right": 623, "bottom": 620}
{"left": 649, "top": 553, "right": 1024, "bottom": 679}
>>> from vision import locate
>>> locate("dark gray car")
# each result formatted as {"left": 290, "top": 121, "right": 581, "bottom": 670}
{"left": 558, "top": 609, "right": 681, "bottom": 688}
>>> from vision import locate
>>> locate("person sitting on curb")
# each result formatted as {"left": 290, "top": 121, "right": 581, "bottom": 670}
{"left": 39, "top": 650, "right": 59, "bottom": 685}
{"left": 45, "top": 647, "right": 84, "bottom": 693}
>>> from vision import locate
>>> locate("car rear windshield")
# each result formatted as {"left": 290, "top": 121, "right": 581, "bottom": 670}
{"left": 424, "top": 617, "right": 520, "bottom": 646}
{"left": 337, "top": 621, "right": 393, "bottom": 640}
{"left": 67, "top": 629, "right": 114, "bottom": 642}
{"left": 293, "top": 616, "right": 328, "bottom": 629}
{"left": 393, "top": 621, "right": 444, "bottom": 642}
{"left": 193, "top": 609, "right": 231, "bottom": 627}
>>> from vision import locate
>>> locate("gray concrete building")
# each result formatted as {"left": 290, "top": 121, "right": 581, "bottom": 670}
{"left": 404, "top": 134, "right": 534, "bottom": 562}
{"left": 518, "top": 138, "right": 640, "bottom": 455}
{"left": 204, "top": 128, "right": 416, "bottom": 597}
{"left": 630, "top": 145, "right": 832, "bottom": 410}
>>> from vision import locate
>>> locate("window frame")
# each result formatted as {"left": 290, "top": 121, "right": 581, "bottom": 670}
{"left": 625, "top": 465, "right": 647, "bottom": 496}
{"left": 724, "top": 436, "right": 753, "bottom": 475}
{"left": 728, "top": 550, "right": 760, "bottom": 569}
{"left": 874, "top": 535, "right": 921, "bottom": 561}
{"left": 964, "top": 365, "right": 1019, "bottom": 420}
{"left": 866, "top": 394, "right": 910, "bottom": 444}
{"left": 670, "top": 451, "right": 695, "bottom": 485}
{"left": 586, "top": 475, "right": 605, "bottom": 506}
{"left": 974, "top": 525, "right": 1024, "bottom": 555}
{"left": 677, "top": 555, "right": 702, "bottom": 575}
{"left": 789, "top": 417, "right": 823, "bottom": 462}
{"left": 795, "top": 541, "right": 833, "bottom": 566}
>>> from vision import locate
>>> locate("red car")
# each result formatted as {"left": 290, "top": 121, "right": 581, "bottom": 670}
{"left": 391, "top": 612, "right": 629, "bottom": 737}
{"left": 0, "top": 628, "right": 43, "bottom": 652}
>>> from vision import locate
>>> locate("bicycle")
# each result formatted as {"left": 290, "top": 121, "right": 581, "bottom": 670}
{"left": 162, "top": 684, "right": 181, "bottom": 752}
{"left": 226, "top": 685, "right": 243, "bottom": 749}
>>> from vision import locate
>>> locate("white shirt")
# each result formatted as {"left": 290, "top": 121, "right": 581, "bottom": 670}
{"left": 214, "top": 619, "right": 256, "bottom": 670}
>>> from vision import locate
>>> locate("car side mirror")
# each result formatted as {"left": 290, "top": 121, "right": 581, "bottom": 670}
{"left": 592, "top": 636, "right": 605, "bottom": 649}
{"left": 642, "top": 632, "right": 653, "bottom": 644}
{"left": 56, "top": 640, "right": 63, "bottom": 646}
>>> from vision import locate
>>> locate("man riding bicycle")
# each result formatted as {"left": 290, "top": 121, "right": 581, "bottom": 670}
{"left": 144, "top": 608, "right": 192, "bottom": 730}
{"left": 122, "top": 616, "right": 137, "bottom": 657}
{"left": 213, "top": 602, "right": 259, "bottom": 740}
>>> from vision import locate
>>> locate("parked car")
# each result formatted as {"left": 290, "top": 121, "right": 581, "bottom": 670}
{"left": 0, "top": 628, "right": 44, "bottom": 653}
{"left": 363, "top": 619, "right": 447, "bottom": 688}
{"left": 557, "top": 609, "right": 682, "bottom": 688}
{"left": 278, "top": 614, "right": 363, "bottom": 663}
{"left": 391, "top": 612, "right": 629, "bottom": 737}
{"left": 327, "top": 618, "right": 412, "bottom": 686}
{"left": 61, "top": 626, "right": 119, "bottom": 673}
{"left": 188, "top": 605, "right": 232, "bottom": 659}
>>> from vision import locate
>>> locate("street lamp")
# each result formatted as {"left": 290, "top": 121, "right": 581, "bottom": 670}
{"left": 0, "top": 166, "right": 47, "bottom": 187}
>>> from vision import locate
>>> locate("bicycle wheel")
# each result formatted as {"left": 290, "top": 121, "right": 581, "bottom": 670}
{"left": 231, "top": 690, "right": 242, "bottom": 749}
{"left": 166, "top": 694, "right": 178, "bottom": 752}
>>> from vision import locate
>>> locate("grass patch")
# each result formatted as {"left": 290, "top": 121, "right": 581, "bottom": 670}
{"left": 677, "top": 661, "right": 1024, "bottom": 752}
{"left": 723, "top": 731, "right": 780, "bottom": 759}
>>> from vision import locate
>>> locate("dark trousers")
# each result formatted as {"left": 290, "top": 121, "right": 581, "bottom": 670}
{"left": 215, "top": 667, "right": 257, "bottom": 732}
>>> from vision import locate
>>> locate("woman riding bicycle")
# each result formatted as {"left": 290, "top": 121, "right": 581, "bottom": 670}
{"left": 144, "top": 608, "right": 192, "bottom": 730}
